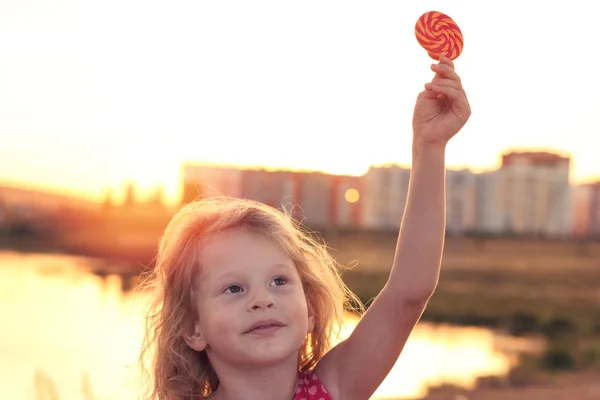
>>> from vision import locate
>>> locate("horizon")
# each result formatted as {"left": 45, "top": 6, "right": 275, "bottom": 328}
{"left": 2, "top": 1, "right": 600, "bottom": 205}
{"left": 1, "top": 147, "right": 593, "bottom": 206}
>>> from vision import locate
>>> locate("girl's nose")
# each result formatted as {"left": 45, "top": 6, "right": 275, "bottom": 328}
{"left": 248, "top": 289, "right": 275, "bottom": 311}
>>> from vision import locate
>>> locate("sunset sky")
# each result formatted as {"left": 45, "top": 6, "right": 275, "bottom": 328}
{"left": 1, "top": 1, "right": 599, "bottom": 205}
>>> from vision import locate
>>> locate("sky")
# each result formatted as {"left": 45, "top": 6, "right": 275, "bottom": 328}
{"left": 1, "top": 1, "right": 599, "bottom": 205}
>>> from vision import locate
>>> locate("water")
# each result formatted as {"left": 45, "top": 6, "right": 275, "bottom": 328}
{"left": 0, "top": 251, "right": 531, "bottom": 399}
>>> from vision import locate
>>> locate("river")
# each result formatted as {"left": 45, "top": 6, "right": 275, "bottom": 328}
{"left": 0, "top": 251, "right": 535, "bottom": 399}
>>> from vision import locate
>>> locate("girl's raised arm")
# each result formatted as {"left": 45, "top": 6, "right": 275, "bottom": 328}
{"left": 315, "top": 56, "right": 471, "bottom": 400}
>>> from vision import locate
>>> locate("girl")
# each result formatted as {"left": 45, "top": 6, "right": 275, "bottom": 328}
{"left": 139, "top": 55, "right": 471, "bottom": 400}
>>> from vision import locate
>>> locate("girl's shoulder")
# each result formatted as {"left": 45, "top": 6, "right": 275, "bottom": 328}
{"left": 295, "top": 369, "right": 332, "bottom": 400}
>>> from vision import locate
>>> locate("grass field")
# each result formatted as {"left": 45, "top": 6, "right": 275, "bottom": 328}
{"left": 316, "top": 230, "right": 600, "bottom": 377}
{"left": 321, "top": 231, "right": 600, "bottom": 324}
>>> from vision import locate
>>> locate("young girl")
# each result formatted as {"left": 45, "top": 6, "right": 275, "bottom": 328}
{"left": 139, "top": 55, "right": 471, "bottom": 400}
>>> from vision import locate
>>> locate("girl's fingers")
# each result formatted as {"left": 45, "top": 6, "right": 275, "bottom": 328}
{"left": 438, "top": 55, "right": 455, "bottom": 69}
{"left": 426, "top": 78, "right": 463, "bottom": 92}
{"left": 431, "top": 63, "right": 461, "bottom": 81}
{"left": 429, "top": 84, "right": 462, "bottom": 101}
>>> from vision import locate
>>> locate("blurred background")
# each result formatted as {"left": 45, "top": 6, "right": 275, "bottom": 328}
{"left": 1, "top": 1, "right": 599, "bottom": 399}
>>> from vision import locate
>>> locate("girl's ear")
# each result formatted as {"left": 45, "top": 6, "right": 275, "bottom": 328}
{"left": 183, "top": 317, "right": 208, "bottom": 351}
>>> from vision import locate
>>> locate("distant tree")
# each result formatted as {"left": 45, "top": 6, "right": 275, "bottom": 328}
{"left": 81, "top": 371, "right": 98, "bottom": 400}
{"left": 33, "top": 369, "right": 59, "bottom": 400}
{"left": 123, "top": 182, "right": 136, "bottom": 207}
{"left": 148, "top": 186, "right": 165, "bottom": 207}
{"left": 542, "top": 317, "right": 577, "bottom": 340}
{"left": 540, "top": 347, "right": 576, "bottom": 371}
{"left": 102, "top": 188, "right": 114, "bottom": 211}
{"left": 509, "top": 313, "right": 542, "bottom": 336}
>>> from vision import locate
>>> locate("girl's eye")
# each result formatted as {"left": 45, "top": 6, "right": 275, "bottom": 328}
{"left": 271, "top": 277, "right": 287, "bottom": 287}
{"left": 224, "top": 285, "right": 243, "bottom": 294}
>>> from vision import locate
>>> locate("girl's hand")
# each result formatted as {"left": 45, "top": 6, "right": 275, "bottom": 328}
{"left": 412, "top": 56, "right": 471, "bottom": 147}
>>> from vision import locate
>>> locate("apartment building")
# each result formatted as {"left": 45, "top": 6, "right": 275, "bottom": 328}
{"left": 446, "top": 169, "right": 477, "bottom": 233}
{"left": 181, "top": 163, "right": 361, "bottom": 229}
{"left": 182, "top": 164, "right": 243, "bottom": 199}
{"left": 572, "top": 182, "right": 600, "bottom": 237}
{"left": 181, "top": 150, "right": 575, "bottom": 236}
{"left": 499, "top": 151, "right": 571, "bottom": 236}
{"left": 360, "top": 165, "right": 410, "bottom": 230}
{"left": 474, "top": 171, "right": 507, "bottom": 234}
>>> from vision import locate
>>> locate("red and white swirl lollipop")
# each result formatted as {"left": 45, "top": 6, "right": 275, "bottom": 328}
{"left": 415, "top": 11, "right": 463, "bottom": 60}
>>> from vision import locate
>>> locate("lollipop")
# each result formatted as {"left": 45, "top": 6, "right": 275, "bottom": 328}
{"left": 415, "top": 11, "right": 463, "bottom": 60}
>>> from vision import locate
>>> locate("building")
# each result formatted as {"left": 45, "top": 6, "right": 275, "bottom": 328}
{"left": 296, "top": 172, "right": 333, "bottom": 228}
{"left": 501, "top": 151, "right": 570, "bottom": 169}
{"left": 240, "top": 169, "right": 304, "bottom": 220}
{"left": 474, "top": 171, "right": 507, "bottom": 234}
{"left": 240, "top": 169, "right": 281, "bottom": 208}
{"left": 181, "top": 164, "right": 338, "bottom": 228}
{"left": 0, "top": 185, "right": 99, "bottom": 217}
{"left": 182, "top": 164, "right": 243, "bottom": 200}
{"left": 180, "top": 150, "right": 576, "bottom": 236}
{"left": 330, "top": 174, "right": 362, "bottom": 228}
{"left": 591, "top": 183, "right": 600, "bottom": 237}
{"left": 572, "top": 182, "right": 600, "bottom": 238}
{"left": 360, "top": 165, "right": 410, "bottom": 230}
{"left": 0, "top": 185, "right": 101, "bottom": 233}
{"left": 498, "top": 151, "right": 571, "bottom": 237}
{"left": 446, "top": 169, "right": 477, "bottom": 234}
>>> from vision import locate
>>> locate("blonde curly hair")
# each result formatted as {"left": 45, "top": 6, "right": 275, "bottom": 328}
{"left": 138, "top": 196, "right": 362, "bottom": 400}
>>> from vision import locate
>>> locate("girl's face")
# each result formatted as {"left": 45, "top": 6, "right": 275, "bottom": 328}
{"left": 185, "top": 228, "right": 315, "bottom": 369}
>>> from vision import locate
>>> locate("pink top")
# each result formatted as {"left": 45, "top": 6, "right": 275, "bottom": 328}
{"left": 294, "top": 370, "right": 332, "bottom": 400}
